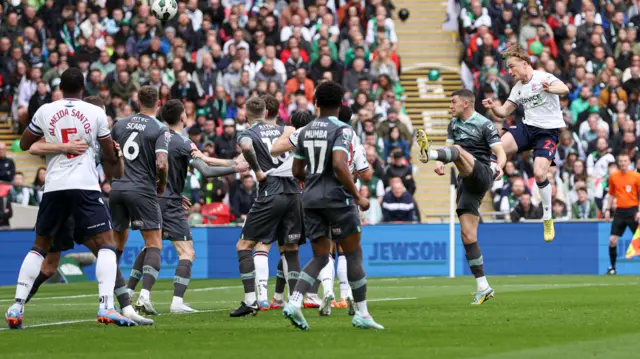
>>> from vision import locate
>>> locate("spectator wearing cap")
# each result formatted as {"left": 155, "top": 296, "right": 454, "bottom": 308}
{"left": 384, "top": 150, "right": 415, "bottom": 194}
{"left": 285, "top": 68, "right": 314, "bottom": 105}
{"left": 461, "top": 1, "right": 492, "bottom": 34}
{"left": 188, "top": 126, "right": 204, "bottom": 150}
{"left": 519, "top": 6, "right": 553, "bottom": 50}
{"left": 171, "top": 70, "right": 199, "bottom": 103}
{"left": 381, "top": 176, "right": 417, "bottom": 223}
{"left": 378, "top": 108, "right": 411, "bottom": 143}
{"left": 215, "top": 119, "right": 238, "bottom": 160}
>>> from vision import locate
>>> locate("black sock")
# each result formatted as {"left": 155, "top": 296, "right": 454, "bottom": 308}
{"left": 434, "top": 146, "right": 460, "bottom": 163}
{"left": 609, "top": 246, "right": 617, "bottom": 269}
{"left": 464, "top": 242, "right": 485, "bottom": 278}
{"left": 274, "top": 254, "right": 286, "bottom": 297}
{"left": 142, "top": 247, "right": 161, "bottom": 291}
{"left": 345, "top": 248, "right": 367, "bottom": 303}
{"left": 237, "top": 249, "right": 255, "bottom": 296}
{"left": 173, "top": 259, "right": 193, "bottom": 298}
{"left": 290, "top": 254, "right": 329, "bottom": 304}
{"left": 284, "top": 250, "right": 301, "bottom": 296}
{"left": 26, "top": 271, "right": 52, "bottom": 304}
{"left": 127, "top": 248, "right": 146, "bottom": 291}
{"left": 114, "top": 249, "right": 131, "bottom": 308}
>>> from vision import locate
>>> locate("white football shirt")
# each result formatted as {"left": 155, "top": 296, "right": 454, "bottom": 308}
{"left": 507, "top": 70, "right": 565, "bottom": 129}
{"left": 27, "top": 98, "right": 110, "bottom": 193}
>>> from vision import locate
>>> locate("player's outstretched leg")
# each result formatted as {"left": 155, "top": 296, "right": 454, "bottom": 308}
{"left": 271, "top": 253, "right": 287, "bottom": 309}
{"left": 127, "top": 247, "right": 146, "bottom": 295}
{"left": 340, "top": 233, "right": 383, "bottom": 330}
{"left": 6, "top": 243, "right": 48, "bottom": 329}
{"left": 171, "top": 241, "right": 197, "bottom": 313}
{"left": 318, "top": 253, "right": 335, "bottom": 316}
{"left": 231, "top": 241, "right": 259, "bottom": 317}
{"left": 253, "top": 244, "right": 270, "bottom": 311}
{"left": 417, "top": 129, "right": 461, "bottom": 164}
{"left": 336, "top": 250, "right": 353, "bottom": 312}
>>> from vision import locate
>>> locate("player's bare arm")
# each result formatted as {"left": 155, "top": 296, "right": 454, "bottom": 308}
{"left": 333, "top": 150, "right": 369, "bottom": 211}
{"left": 490, "top": 143, "right": 507, "bottom": 179}
{"left": 541, "top": 79, "right": 569, "bottom": 95}
{"left": 356, "top": 167, "right": 373, "bottom": 182}
{"left": 20, "top": 127, "right": 41, "bottom": 152}
{"left": 292, "top": 157, "right": 306, "bottom": 182}
{"left": 271, "top": 126, "right": 296, "bottom": 156}
{"left": 98, "top": 136, "right": 121, "bottom": 179}
{"left": 28, "top": 138, "right": 89, "bottom": 156}
{"left": 156, "top": 151, "right": 168, "bottom": 195}
{"left": 481, "top": 99, "right": 516, "bottom": 118}
{"left": 102, "top": 140, "right": 124, "bottom": 179}
{"left": 239, "top": 136, "right": 265, "bottom": 181}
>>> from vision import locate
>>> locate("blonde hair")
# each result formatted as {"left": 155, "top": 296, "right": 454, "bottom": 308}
{"left": 501, "top": 44, "right": 531, "bottom": 65}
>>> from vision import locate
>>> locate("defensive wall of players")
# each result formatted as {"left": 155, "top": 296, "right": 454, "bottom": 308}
{"left": 0, "top": 223, "right": 637, "bottom": 285}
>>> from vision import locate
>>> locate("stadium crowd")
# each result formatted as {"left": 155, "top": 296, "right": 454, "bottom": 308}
{"left": 0, "top": 0, "right": 421, "bottom": 226}
{"left": 460, "top": 0, "right": 640, "bottom": 221}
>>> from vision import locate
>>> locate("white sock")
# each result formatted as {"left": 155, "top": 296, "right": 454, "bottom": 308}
{"left": 245, "top": 291, "right": 256, "bottom": 305}
{"left": 140, "top": 289, "right": 150, "bottom": 301}
{"left": 96, "top": 248, "right": 117, "bottom": 310}
{"left": 320, "top": 256, "right": 335, "bottom": 296}
{"left": 428, "top": 149, "right": 438, "bottom": 161}
{"left": 254, "top": 252, "right": 269, "bottom": 302}
{"left": 337, "top": 255, "right": 351, "bottom": 299}
{"left": 289, "top": 291, "right": 303, "bottom": 308}
{"left": 538, "top": 180, "right": 552, "bottom": 220}
{"left": 274, "top": 292, "right": 284, "bottom": 301}
{"left": 14, "top": 249, "right": 46, "bottom": 309}
{"left": 476, "top": 276, "right": 489, "bottom": 292}
{"left": 172, "top": 296, "right": 183, "bottom": 305}
{"left": 356, "top": 300, "right": 369, "bottom": 317}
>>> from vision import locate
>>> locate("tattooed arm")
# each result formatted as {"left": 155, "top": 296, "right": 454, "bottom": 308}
{"left": 238, "top": 136, "right": 265, "bottom": 182}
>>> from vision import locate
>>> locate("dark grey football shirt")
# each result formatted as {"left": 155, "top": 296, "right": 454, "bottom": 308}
{"left": 294, "top": 116, "right": 355, "bottom": 208}
{"left": 238, "top": 122, "right": 299, "bottom": 198}
{"left": 111, "top": 114, "right": 171, "bottom": 194}
{"left": 446, "top": 112, "right": 500, "bottom": 166}
{"left": 159, "top": 130, "right": 193, "bottom": 201}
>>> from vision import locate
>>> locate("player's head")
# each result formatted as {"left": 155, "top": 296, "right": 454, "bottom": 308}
{"left": 314, "top": 80, "right": 344, "bottom": 116}
{"left": 162, "top": 99, "right": 185, "bottom": 127}
{"left": 290, "top": 110, "right": 314, "bottom": 129}
{"left": 502, "top": 44, "right": 532, "bottom": 81}
{"left": 59, "top": 67, "right": 85, "bottom": 98}
{"left": 138, "top": 85, "right": 159, "bottom": 113}
{"left": 617, "top": 152, "right": 631, "bottom": 172}
{"left": 338, "top": 104, "right": 353, "bottom": 124}
{"left": 450, "top": 89, "right": 475, "bottom": 118}
{"left": 262, "top": 94, "right": 279, "bottom": 121}
{"left": 83, "top": 96, "right": 105, "bottom": 111}
{"left": 245, "top": 97, "right": 266, "bottom": 124}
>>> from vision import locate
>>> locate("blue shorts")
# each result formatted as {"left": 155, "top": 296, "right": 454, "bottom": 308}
{"left": 35, "top": 190, "right": 112, "bottom": 241}
{"left": 506, "top": 123, "right": 560, "bottom": 160}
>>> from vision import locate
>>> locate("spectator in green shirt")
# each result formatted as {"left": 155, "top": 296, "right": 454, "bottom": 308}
{"left": 571, "top": 187, "right": 598, "bottom": 219}
{"left": 570, "top": 86, "right": 592, "bottom": 124}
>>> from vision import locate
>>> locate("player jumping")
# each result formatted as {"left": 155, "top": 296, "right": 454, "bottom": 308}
{"left": 285, "top": 81, "right": 383, "bottom": 330}
{"left": 6, "top": 68, "right": 136, "bottom": 328}
{"left": 417, "top": 89, "right": 506, "bottom": 304}
{"left": 230, "top": 97, "right": 304, "bottom": 317}
{"left": 477, "top": 44, "right": 569, "bottom": 242}
{"left": 111, "top": 86, "right": 171, "bottom": 315}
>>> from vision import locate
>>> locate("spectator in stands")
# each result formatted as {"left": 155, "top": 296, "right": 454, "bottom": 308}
{"left": 384, "top": 150, "right": 415, "bottom": 194}
{"left": 378, "top": 107, "right": 410, "bottom": 143}
{"left": 571, "top": 187, "right": 598, "bottom": 219}
{"left": 510, "top": 193, "right": 543, "bottom": 222}
{"left": 383, "top": 127, "right": 409, "bottom": 162}
{"left": 32, "top": 167, "right": 45, "bottom": 205}
{"left": 382, "top": 177, "right": 416, "bottom": 223}
{"left": 188, "top": 202, "right": 204, "bottom": 225}
{"left": 215, "top": 119, "right": 237, "bottom": 160}
{"left": 0, "top": 142, "right": 15, "bottom": 184}
{"left": 9, "top": 172, "right": 36, "bottom": 206}
{"left": 587, "top": 137, "right": 616, "bottom": 179}
{"left": 359, "top": 185, "right": 382, "bottom": 225}
{"left": 230, "top": 175, "right": 256, "bottom": 223}
{"left": 552, "top": 199, "right": 570, "bottom": 221}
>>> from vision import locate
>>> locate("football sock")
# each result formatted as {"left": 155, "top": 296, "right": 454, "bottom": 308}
{"left": 254, "top": 250, "right": 269, "bottom": 302}
{"left": 96, "top": 247, "right": 117, "bottom": 310}
{"left": 173, "top": 259, "right": 192, "bottom": 299}
{"left": 308, "top": 277, "right": 321, "bottom": 296}
{"left": 609, "top": 246, "right": 617, "bottom": 269}
{"left": 114, "top": 249, "right": 131, "bottom": 309}
{"left": 274, "top": 255, "right": 286, "bottom": 301}
{"left": 284, "top": 250, "right": 300, "bottom": 296}
{"left": 14, "top": 247, "right": 46, "bottom": 309}
{"left": 127, "top": 248, "right": 146, "bottom": 291}
{"left": 238, "top": 249, "right": 256, "bottom": 304}
{"left": 537, "top": 179, "right": 552, "bottom": 220}
{"left": 464, "top": 242, "right": 488, "bottom": 292}
{"left": 141, "top": 247, "right": 161, "bottom": 293}
{"left": 26, "top": 271, "right": 52, "bottom": 304}
{"left": 430, "top": 146, "right": 460, "bottom": 163}
{"left": 337, "top": 253, "right": 351, "bottom": 299}
{"left": 289, "top": 254, "right": 329, "bottom": 308}
{"left": 345, "top": 248, "right": 368, "bottom": 317}
{"left": 319, "top": 255, "right": 335, "bottom": 296}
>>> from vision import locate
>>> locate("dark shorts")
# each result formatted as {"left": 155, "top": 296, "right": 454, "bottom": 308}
{"left": 110, "top": 190, "right": 162, "bottom": 232}
{"left": 303, "top": 205, "right": 362, "bottom": 242}
{"left": 241, "top": 194, "right": 304, "bottom": 245}
{"left": 611, "top": 208, "right": 638, "bottom": 236}
{"left": 49, "top": 217, "right": 84, "bottom": 253}
{"left": 507, "top": 123, "right": 560, "bottom": 160}
{"left": 456, "top": 160, "right": 493, "bottom": 217}
{"left": 159, "top": 198, "right": 192, "bottom": 241}
{"left": 36, "top": 190, "right": 111, "bottom": 241}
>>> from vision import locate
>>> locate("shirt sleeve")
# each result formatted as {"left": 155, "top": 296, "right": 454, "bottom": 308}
{"left": 354, "top": 145, "right": 369, "bottom": 172}
{"left": 155, "top": 126, "right": 171, "bottom": 154}
{"left": 545, "top": 72, "right": 561, "bottom": 85}
{"left": 333, "top": 126, "right": 353, "bottom": 154}
{"left": 97, "top": 111, "right": 111, "bottom": 139}
{"left": 507, "top": 84, "right": 519, "bottom": 105}
{"left": 483, "top": 121, "right": 501, "bottom": 147}
{"left": 446, "top": 121, "right": 454, "bottom": 144}
{"left": 289, "top": 128, "right": 302, "bottom": 148}
{"left": 608, "top": 175, "right": 615, "bottom": 195}
{"left": 27, "top": 106, "right": 45, "bottom": 137}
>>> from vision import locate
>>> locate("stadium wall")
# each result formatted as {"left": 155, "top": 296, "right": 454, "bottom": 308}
{"left": 0, "top": 223, "right": 636, "bottom": 285}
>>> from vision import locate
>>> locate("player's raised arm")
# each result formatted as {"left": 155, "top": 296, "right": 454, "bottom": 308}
{"left": 155, "top": 127, "right": 170, "bottom": 195}
{"left": 482, "top": 97, "right": 517, "bottom": 118}
{"left": 271, "top": 125, "right": 296, "bottom": 156}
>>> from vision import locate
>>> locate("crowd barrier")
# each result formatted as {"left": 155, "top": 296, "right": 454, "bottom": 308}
{"left": 0, "top": 222, "right": 638, "bottom": 285}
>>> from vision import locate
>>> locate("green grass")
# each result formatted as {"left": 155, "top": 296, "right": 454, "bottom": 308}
{"left": 0, "top": 276, "right": 638, "bottom": 359}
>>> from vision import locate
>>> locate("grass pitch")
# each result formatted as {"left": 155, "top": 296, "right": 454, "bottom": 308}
{"left": 0, "top": 276, "right": 638, "bottom": 359}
